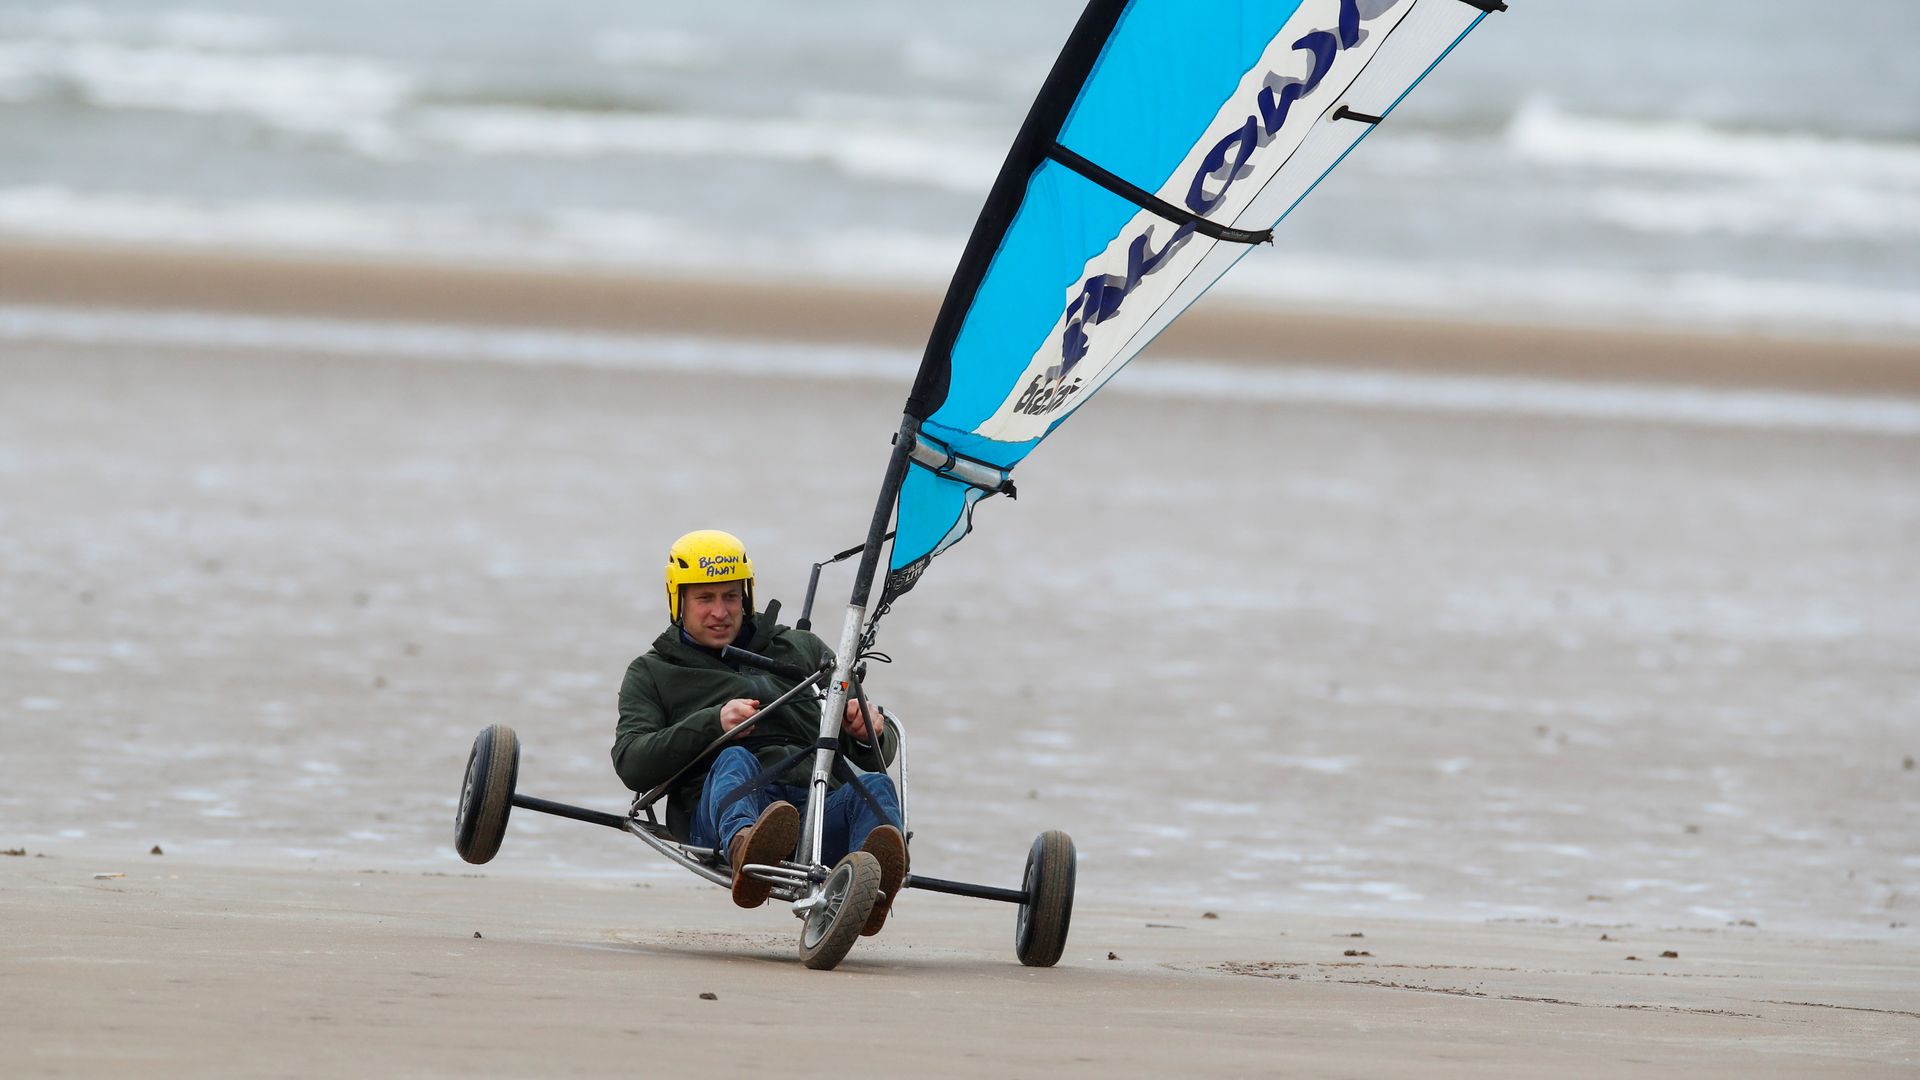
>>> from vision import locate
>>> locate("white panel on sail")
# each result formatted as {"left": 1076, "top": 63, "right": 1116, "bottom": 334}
{"left": 1115, "top": 0, "right": 1487, "bottom": 374}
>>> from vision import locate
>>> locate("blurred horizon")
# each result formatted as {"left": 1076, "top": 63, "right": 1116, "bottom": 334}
{"left": 2, "top": 0, "right": 1918, "bottom": 342}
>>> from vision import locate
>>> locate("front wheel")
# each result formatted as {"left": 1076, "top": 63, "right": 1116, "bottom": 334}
{"left": 799, "top": 850, "right": 882, "bottom": 971}
{"left": 1014, "top": 830, "right": 1076, "bottom": 967}
{"left": 454, "top": 723, "right": 519, "bottom": 864}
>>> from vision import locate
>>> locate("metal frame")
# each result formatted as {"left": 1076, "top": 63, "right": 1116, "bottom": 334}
{"left": 508, "top": 703, "right": 1026, "bottom": 907}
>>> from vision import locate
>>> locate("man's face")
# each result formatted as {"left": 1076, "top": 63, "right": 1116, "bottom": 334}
{"left": 681, "top": 581, "right": 745, "bottom": 649}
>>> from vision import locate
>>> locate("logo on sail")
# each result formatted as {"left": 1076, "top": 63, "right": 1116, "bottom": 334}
{"left": 1022, "top": 0, "right": 1381, "bottom": 420}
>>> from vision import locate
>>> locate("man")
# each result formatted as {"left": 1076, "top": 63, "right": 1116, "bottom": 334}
{"left": 612, "top": 529, "right": 906, "bottom": 933}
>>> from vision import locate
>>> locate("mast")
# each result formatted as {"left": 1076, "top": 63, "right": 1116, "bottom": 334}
{"left": 801, "top": 413, "right": 918, "bottom": 868}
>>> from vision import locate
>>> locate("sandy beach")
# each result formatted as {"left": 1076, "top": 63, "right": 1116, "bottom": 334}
{"left": 5, "top": 857, "right": 1916, "bottom": 1078}
{"left": 3, "top": 242, "right": 1917, "bottom": 1075}
{"left": 8, "top": 241, "right": 1920, "bottom": 395}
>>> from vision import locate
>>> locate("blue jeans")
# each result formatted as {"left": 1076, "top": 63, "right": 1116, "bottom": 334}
{"left": 688, "top": 745, "right": 902, "bottom": 865}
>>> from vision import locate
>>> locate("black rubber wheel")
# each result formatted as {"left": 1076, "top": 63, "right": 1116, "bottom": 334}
{"left": 1014, "top": 829, "right": 1076, "bottom": 967}
{"left": 798, "top": 850, "right": 882, "bottom": 971}
{"left": 454, "top": 723, "right": 519, "bottom": 864}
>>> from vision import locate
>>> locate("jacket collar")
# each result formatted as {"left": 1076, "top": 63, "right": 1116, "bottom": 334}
{"left": 651, "top": 600, "right": 782, "bottom": 669}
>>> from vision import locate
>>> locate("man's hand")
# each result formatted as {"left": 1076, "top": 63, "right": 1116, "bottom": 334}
{"left": 719, "top": 698, "right": 761, "bottom": 732}
{"left": 844, "top": 697, "right": 885, "bottom": 743}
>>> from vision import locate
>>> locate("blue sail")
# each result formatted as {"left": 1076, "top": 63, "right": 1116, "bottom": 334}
{"left": 887, "top": 0, "right": 1505, "bottom": 597}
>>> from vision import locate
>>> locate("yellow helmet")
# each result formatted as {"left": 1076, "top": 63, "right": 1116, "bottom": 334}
{"left": 664, "top": 529, "right": 754, "bottom": 623}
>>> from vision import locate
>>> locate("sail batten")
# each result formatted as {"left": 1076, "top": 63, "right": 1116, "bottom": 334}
{"left": 886, "top": 0, "right": 1503, "bottom": 599}
{"left": 1047, "top": 142, "right": 1275, "bottom": 245}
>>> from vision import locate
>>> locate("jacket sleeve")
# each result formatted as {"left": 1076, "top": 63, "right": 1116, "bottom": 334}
{"left": 841, "top": 705, "right": 899, "bottom": 772}
{"left": 785, "top": 625, "right": 898, "bottom": 772}
{"left": 611, "top": 660, "right": 724, "bottom": 793}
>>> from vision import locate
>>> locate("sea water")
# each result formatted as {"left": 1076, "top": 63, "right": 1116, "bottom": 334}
{"left": 0, "top": 0, "right": 1916, "bottom": 341}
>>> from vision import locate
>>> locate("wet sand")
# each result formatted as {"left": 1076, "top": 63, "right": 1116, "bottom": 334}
{"left": 3, "top": 243, "right": 1917, "bottom": 1074}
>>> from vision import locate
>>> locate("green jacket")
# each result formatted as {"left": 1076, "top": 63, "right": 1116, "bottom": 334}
{"left": 611, "top": 601, "right": 897, "bottom": 838}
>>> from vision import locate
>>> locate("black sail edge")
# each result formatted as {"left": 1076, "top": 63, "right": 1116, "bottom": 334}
{"left": 904, "top": 0, "right": 1131, "bottom": 421}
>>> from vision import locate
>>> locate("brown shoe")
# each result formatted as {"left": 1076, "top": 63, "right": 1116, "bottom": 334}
{"left": 728, "top": 801, "right": 801, "bottom": 908}
{"left": 858, "top": 824, "right": 907, "bottom": 936}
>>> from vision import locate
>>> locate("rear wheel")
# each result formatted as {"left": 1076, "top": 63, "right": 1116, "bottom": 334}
{"left": 454, "top": 724, "right": 519, "bottom": 864}
{"left": 1014, "top": 830, "right": 1075, "bottom": 967}
{"left": 799, "top": 850, "right": 881, "bottom": 971}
